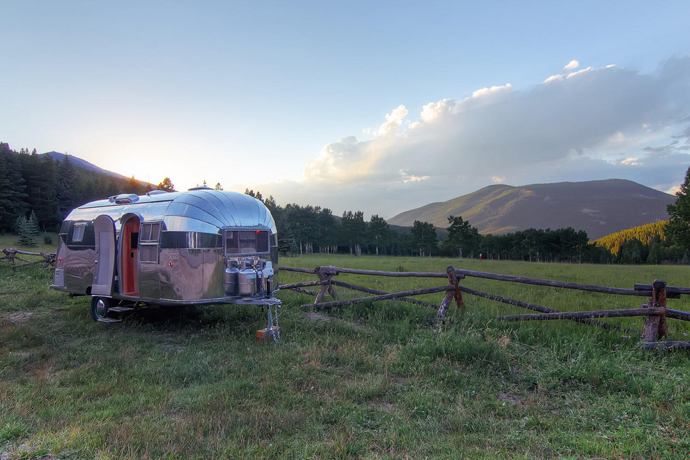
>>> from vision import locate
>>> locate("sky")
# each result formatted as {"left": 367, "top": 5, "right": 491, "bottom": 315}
{"left": 2, "top": 1, "right": 690, "bottom": 217}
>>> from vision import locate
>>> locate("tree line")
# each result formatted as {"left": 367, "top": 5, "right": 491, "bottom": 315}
{"left": 0, "top": 143, "right": 152, "bottom": 233}
{"left": 2, "top": 141, "right": 688, "bottom": 264}
{"left": 246, "top": 165, "right": 690, "bottom": 264}
{"left": 248, "top": 190, "right": 609, "bottom": 261}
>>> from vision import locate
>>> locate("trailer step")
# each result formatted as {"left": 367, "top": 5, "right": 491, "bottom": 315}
{"left": 108, "top": 306, "right": 136, "bottom": 313}
{"left": 97, "top": 317, "right": 122, "bottom": 323}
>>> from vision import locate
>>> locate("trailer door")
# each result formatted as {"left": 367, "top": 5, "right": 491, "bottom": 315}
{"left": 92, "top": 215, "right": 116, "bottom": 296}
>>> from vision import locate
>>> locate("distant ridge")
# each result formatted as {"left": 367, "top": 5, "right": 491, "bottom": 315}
{"left": 43, "top": 151, "right": 129, "bottom": 180}
{"left": 388, "top": 179, "right": 675, "bottom": 239}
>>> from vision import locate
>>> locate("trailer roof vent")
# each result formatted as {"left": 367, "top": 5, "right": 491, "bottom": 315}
{"left": 147, "top": 190, "right": 169, "bottom": 196}
{"left": 111, "top": 193, "right": 140, "bottom": 204}
{"left": 188, "top": 185, "right": 213, "bottom": 191}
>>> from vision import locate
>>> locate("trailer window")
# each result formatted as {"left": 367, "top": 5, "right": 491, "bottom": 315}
{"left": 160, "top": 231, "right": 222, "bottom": 249}
{"left": 139, "top": 222, "right": 160, "bottom": 263}
{"left": 72, "top": 223, "right": 86, "bottom": 243}
{"left": 225, "top": 230, "right": 270, "bottom": 254}
{"left": 256, "top": 231, "right": 269, "bottom": 252}
{"left": 65, "top": 222, "right": 95, "bottom": 250}
{"left": 140, "top": 222, "right": 160, "bottom": 242}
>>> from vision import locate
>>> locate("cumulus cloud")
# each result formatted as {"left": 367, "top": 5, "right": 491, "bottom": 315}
{"left": 273, "top": 57, "right": 690, "bottom": 217}
{"left": 420, "top": 99, "right": 456, "bottom": 123}
{"left": 377, "top": 104, "right": 409, "bottom": 136}
{"left": 471, "top": 83, "right": 512, "bottom": 98}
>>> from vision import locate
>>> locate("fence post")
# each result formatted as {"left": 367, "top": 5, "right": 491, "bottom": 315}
{"left": 313, "top": 265, "right": 338, "bottom": 305}
{"left": 436, "top": 265, "right": 463, "bottom": 320}
{"left": 642, "top": 280, "right": 667, "bottom": 342}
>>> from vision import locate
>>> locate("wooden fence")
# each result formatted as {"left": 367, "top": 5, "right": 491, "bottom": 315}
{"left": 1, "top": 248, "right": 56, "bottom": 269}
{"left": 3, "top": 249, "right": 688, "bottom": 349}
{"left": 278, "top": 265, "right": 690, "bottom": 350}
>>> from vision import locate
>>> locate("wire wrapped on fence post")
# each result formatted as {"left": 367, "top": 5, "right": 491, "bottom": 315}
{"left": 436, "top": 265, "right": 464, "bottom": 320}
{"left": 313, "top": 265, "right": 338, "bottom": 305}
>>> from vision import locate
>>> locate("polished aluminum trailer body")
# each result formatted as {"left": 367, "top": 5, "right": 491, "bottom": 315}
{"left": 52, "top": 189, "right": 278, "bottom": 309}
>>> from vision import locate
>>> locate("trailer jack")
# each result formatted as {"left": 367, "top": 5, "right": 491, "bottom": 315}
{"left": 256, "top": 300, "right": 281, "bottom": 343}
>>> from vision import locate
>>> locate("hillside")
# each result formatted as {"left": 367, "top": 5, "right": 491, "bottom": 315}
{"left": 388, "top": 179, "right": 674, "bottom": 239}
{"left": 594, "top": 220, "right": 667, "bottom": 254}
{"left": 44, "top": 151, "right": 132, "bottom": 181}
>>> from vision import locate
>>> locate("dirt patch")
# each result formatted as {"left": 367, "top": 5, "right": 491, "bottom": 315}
{"left": 304, "top": 311, "right": 371, "bottom": 333}
{"left": 3, "top": 311, "right": 33, "bottom": 324}
{"left": 304, "top": 312, "right": 331, "bottom": 322}
{"left": 368, "top": 398, "right": 396, "bottom": 413}
{"left": 498, "top": 392, "right": 525, "bottom": 407}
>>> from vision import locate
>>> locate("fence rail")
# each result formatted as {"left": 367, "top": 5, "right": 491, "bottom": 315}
{"left": 278, "top": 264, "right": 690, "bottom": 350}
{"left": 1, "top": 248, "right": 56, "bottom": 269}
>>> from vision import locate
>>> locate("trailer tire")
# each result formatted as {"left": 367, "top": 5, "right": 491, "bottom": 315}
{"left": 90, "top": 297, "right": 111, "bottom": 322}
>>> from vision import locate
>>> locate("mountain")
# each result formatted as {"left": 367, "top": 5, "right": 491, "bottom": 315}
{"left": 43, "top": 151, "right": 129, "bottom": 180}
{"left": 388, "top": 179, "right": 675, "bottom": 239}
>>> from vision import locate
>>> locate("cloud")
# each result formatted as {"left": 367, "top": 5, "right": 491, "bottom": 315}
{"left": 566, "top": 66, "right": 593, "bottom": 79}
{"left": 420, "top": 99, "right": 456, "bottom": 123}
{"left": 564, "top": 59, "right": 580, "bottom": 71}
{"left": 400, "top": 169, "right": 430, "bottom": 183}
{"left": 618, "top": 157, "right": 640, "bottom": 166}
{"left": 471, "top": 83, "right": 512, "bottom": 99}
{"left": 667, "top": 184, "right": 682, "bottom": 195}
{"left": 377, "top": 104, "right": 409, "bottom": 136}
{"left": 544, "top": 74, "right": 563, "bottom": 84}
{"left": 268, "top": 57, "right": 690, "bottom": 217}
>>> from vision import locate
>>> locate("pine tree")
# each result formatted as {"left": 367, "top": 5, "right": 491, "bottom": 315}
{"left": 666, "top": 167, "right": 690, "bottom": 250}
{"left": 15, "top": 216, "right": 29, "bottom": 244}
{"left": 37, "top": 154, "right": 59, "bottom": 229}
{"left": 56, "top": 156, "right": 77, "bottom": 217}
{"left": 0, "top": 146, "right": 29, "bottom": 232}
{"left": 27, "top": 210, "right": 40, "bottom": 242}
{"left": 128, "top": 176, "right": 140, "bottom": 194}
{"left": 15, "top": 211, "right": 39, "bottom": 246}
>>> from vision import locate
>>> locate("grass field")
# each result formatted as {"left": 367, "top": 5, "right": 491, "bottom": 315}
{"left": 1, "top": 252, "right": 689, "bottom": 458}
{"left": 0, "top": 233, "right": 58, "bottom": 254}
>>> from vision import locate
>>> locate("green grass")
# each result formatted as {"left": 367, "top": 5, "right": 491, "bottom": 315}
{"left": 1, "top": 254, "right": 689, "bottom": 458}
{"left": 0, "top": 232, "right": 58, "bottom": 253}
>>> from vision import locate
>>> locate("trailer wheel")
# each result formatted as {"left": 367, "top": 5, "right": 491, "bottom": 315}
{"left": 90, "top": 297, "right": 111, "bottom": 322}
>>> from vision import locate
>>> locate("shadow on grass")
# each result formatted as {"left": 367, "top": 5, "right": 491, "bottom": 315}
{"left": 117, "top": 304, "right": 269, "bottom": 335}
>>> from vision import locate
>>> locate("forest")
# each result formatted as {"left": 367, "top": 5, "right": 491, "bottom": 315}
{"left": 1, "top": 142, "right": 689, "bottom": 264}
{"left": 0, "top": 142, "right": 152, "bottom": 233}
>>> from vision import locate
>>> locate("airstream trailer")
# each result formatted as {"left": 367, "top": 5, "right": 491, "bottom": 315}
{"left": 51, "top": 187, "right": 280, "bottom": 331}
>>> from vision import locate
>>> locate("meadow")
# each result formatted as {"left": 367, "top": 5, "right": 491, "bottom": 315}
{"left": 0, "top": 249, "right": 689, "bottom": 459}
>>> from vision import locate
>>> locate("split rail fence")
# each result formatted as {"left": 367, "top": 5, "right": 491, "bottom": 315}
{"left": 278, "top": 265, "right": 690, "bottom": 350}
{"left": 1, "top": 248, "right": 56, "bottom": 269}
{"left": 3, "top": 248, "right": 688, "bottom": 350}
